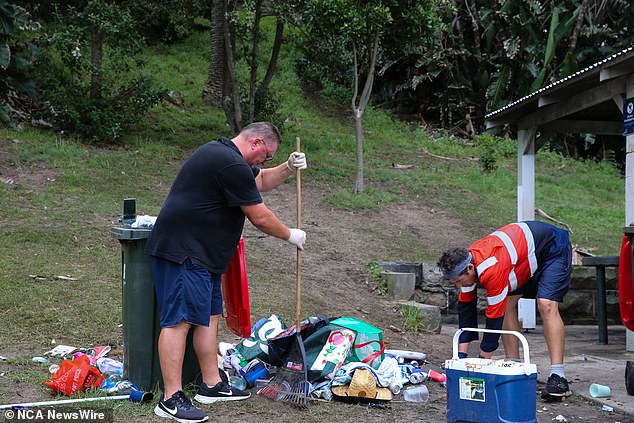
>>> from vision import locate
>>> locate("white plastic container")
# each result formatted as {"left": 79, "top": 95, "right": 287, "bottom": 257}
{"left": 403, "top": 385, "right": 429, "bottom": 403}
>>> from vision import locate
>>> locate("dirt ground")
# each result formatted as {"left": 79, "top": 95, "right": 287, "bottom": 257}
{"left": 213, "top": 182, "right": 634, "bottom": 423}
{"left": 1, "top": 153, "right": 633, "bottom": 423}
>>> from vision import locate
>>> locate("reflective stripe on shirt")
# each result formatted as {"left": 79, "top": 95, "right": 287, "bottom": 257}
{"left": 477, "top": 256, "right": 498, "bottom": 275}
{"left": 488, "top": 286, "right": 509, "bottom": 306}
{"left": 517, "top": 222, "right": 537, "bottom": 276}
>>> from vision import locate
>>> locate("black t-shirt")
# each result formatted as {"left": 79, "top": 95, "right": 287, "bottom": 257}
{"left": 145, "top": 137, "right": 262, "bottom": 274}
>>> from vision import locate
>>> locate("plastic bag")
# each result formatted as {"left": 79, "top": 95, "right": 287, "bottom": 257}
{"left": 331, "top": 317, "right": 385, "bottom": 369}
{"left": 236, "top": 314, "right": 287, "bottom": 361}
{"left": 44, "top": 355, "right": 104, "bottom": 395}
{"left": 267, "top": 314, "right": 330, "bottom": 366}
{"left": 96, "top": 357, "right": 123, "bottom": 377}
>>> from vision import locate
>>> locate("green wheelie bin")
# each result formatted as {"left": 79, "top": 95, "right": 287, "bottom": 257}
{"left": 112, "top": 224, "right": 200, "bottom": 392}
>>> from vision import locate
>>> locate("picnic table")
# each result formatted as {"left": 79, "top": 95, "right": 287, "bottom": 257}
{"left": 580, "top": 255, "right": 619, "bottom": 344}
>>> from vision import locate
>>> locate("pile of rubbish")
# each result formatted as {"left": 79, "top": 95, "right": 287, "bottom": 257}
{"left": 18, "top": 344, "right": 152, "bottom": 405}
{"left": 220, "top": 314, "right": 445, "bottom": 405}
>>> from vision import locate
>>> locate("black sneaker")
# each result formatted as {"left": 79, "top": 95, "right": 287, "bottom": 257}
{"left": 154, "top": 391, "right": 208, "bottom": 423}
{"left": 545, "top": 374, "right": 571, "bottom": 396}
{"left": 194, "top": 380, "right": 251, "bottom": 404}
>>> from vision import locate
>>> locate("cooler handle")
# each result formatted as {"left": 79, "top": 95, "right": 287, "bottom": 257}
{"left": 452, "top": 328, "right": 531, "bottom": 365}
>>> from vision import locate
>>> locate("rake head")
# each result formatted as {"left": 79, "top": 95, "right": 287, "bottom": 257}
{"left": 258, "top": 333, "right": 309, "bottom": 408}
{"left": 258, "top": 366, "right": 309, "bottom": 408}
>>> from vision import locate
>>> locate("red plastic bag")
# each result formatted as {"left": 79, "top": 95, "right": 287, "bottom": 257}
{"left": 44, "top": 355, "right": 104, "bottom": 395}
{"left": 222, "top": 237, "right": 251, "bottom": 338}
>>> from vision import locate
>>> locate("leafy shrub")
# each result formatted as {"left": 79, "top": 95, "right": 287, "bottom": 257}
{"left": 251, "top": 87, "right": 286, "bottom": 132}
{"left": 32, "top": 2, "right": 166, "bottom": 143}
{"left": 0, "top": 3, "right": 40, "bottom": 125}
{"left": 367, "top": 262, "right": 387, "bottom": 295}
{"left": 128, "top": 0, "right": 209, "bottom": 44}
{"left": 474, "top": 134, "right": 513, "bottom": 173}
{"left": 37, "top": 73, "right": 165, "bottom": 143}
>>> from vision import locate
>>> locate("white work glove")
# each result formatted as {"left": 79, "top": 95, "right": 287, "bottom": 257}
{"left": 287, "top": 228, "right": 306, "bottom": 250}
{"left": 286, "top": 152, "right": 307, "bottom": 171}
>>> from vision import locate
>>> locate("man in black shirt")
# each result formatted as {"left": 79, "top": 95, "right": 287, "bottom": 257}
{"left": 147, "top": 122, "right": 307, "bottom": 423}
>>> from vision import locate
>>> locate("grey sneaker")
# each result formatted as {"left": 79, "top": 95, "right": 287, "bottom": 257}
{"left": 194, "top": 380, "right": 251, "bottom": 404}
{"left": 154, "top": 390, "right": 208, "bottom": 423}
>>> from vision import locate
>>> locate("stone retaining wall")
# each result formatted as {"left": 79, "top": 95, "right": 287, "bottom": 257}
{"left": 377, "top": 262, "right": 621, "bottom": 325}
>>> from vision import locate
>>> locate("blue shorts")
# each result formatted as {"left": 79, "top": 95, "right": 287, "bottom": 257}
{"left": 510, "top": 239, "right": 572, "bottom": 302}
{"left": 151, "top": 256, "right": 223, "bottom": 328}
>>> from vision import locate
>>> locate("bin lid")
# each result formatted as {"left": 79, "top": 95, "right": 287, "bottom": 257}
{"left": 111, "top": 226, "right": 152, "bottom": 240}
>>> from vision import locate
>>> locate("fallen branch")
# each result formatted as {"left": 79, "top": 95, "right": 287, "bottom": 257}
{"left": 534, "top": 208, "right": 573, "bottom": 233}
{"left": 421, "top": 148, "right": 478, "bottom": 161}
{"left": 29, "top": 275, "right": 79, "bottom": 281}
{"left": 388, "top": 325, "right": 403, "bottom": 333}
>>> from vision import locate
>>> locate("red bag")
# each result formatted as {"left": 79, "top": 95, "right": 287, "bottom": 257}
{"left": 222, "top": 237, "right": 251, "bottom": 338}
{"left": 44, "top": 355, "right": 104, "bottom": 395}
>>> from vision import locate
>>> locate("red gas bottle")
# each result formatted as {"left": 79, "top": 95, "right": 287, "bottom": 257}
{"left": 618, "top": 235, "right": 634, "bottom": 331}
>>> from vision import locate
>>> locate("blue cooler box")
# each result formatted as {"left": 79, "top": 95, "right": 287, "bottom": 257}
{"left": 445, "top": 329, "right": 537, "bottom": 423}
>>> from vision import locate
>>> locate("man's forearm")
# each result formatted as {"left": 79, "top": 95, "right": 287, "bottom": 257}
{"left": 258, "top": 164, "right": 293, "bottom": 192}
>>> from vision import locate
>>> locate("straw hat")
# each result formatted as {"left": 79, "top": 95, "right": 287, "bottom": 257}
{"left": 331, "top": 368, "right": 392, "bottom": 401}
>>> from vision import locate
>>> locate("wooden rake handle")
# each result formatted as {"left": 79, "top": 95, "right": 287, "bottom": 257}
{"left": 295, "top": 137, "right": 302, "bottom": 330}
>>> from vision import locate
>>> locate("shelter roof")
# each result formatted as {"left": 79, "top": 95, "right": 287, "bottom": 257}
{"left": 485, "top": 46, "right": 634, "bottom": 133}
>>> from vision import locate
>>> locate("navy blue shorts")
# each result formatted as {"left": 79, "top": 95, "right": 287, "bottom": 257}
{"left": 509, "top": 241, "right": 572, "bottom": 302}
{"left": 151, "top": 256, "right": 223, "bottom": 328}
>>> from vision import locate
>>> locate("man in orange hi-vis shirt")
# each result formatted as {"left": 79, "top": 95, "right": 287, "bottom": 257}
{"left": 437, "top": 221, "right": 572, "bottom": 399}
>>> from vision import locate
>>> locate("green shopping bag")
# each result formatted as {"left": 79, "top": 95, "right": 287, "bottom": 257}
{"left": 330, "top": 317, "right": 385, "bottom": 369}
{"left": 304, "top": 325, "right": 355, "bottom": 381}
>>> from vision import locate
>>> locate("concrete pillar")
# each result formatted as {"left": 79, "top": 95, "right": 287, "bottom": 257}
{"left": 517, "top": 127, "right": 536, "bottom": 221}
{"left": 382, "top": 271, "right": 415, "bottom": 301}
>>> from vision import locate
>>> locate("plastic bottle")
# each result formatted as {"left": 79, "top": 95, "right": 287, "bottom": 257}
{"left": 96, "top": 357, "right": 124, "bottom": 377}
{"left": 229, "top": 375, "right": 247, "bottom": 390}
{"left": 385, "top": 349, "right": 427, "bottom": 362}
{"left": 403, "top": 385, "right": 429, "bottom": 403}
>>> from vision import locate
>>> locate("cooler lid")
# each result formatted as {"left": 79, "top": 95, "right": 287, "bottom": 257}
{"left": 445, "top": 358, "right": 537, "bottom": 376}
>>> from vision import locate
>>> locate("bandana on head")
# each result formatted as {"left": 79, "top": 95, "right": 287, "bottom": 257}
{"left": 442, "top": 252, "right": 472, "bottom": 280}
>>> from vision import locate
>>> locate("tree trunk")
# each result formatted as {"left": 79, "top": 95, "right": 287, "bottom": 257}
{"left": 258, "top": 17, "right": 284, "bottom": 97}
{"left": 90, "top": 30, "right": 103, "bottom": 100}
{"left": 568, "top": 0, "right": 589, "bottom": 53}
{"left": 203, "top": 0, "right": 226, "bottom": 106}
{"left": 354, "top": 108, "right": 364, "bottom": 193}
{"left": 351, "top": 34, "right": 379, "bottom": 194}
{"left": 223, "top": 0, "right": 242, "bottom": 134}
{"left": 465, "top": 0, "right": 481, "bottom": 55}
{"left": 248, "top": 0, "right": 262, "bottom": 123}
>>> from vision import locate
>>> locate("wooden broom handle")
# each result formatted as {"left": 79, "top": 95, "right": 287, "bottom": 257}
{"left": 295, "top": 137, "right": 302, "bottom": 330}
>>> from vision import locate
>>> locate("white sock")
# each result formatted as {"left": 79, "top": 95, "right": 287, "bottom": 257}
{"left": 550, "top": 364, "right": 566, "bottom": 379}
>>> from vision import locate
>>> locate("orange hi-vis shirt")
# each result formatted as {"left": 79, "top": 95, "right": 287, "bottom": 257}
{"left": 459, "top": 222, "right": 538, "bottom": 319}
